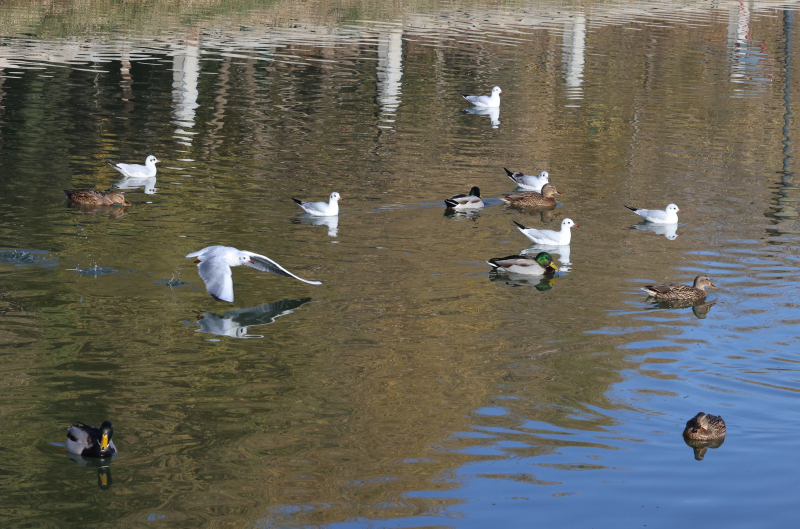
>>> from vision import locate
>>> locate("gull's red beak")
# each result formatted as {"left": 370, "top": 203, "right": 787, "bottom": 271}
{"left": 249, "top": 260, "right": 254, "bottom": 264}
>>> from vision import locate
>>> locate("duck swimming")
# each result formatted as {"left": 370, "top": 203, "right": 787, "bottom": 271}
{"left": 683, "top": 412, "right": 726, "bottom": 441}
{"left": 641, "top": 275, "right": 716, "bottom": 301}
{"left": 64, "top": 189, "right": 131, "bottom": 206}
{"left": 487, "top": 252, "right": 558, "bottom": 276}
{"left": 501, "top": 183, "right": 561, "bottom": 208}
{"left": 66, "top": 421, "right": 117, "bottom": 458}
{"left": 444, "top": 186, "right": 484, "bottom": 209}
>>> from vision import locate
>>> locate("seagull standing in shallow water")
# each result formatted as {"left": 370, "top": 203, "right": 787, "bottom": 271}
{"left": 186, "top": 246, "right": 321, "bottom": 303}
{"left": 106, "top": 155, "right": 159, "bottom": 178}
{"left": 460, "top": 86, "right": 503, "bottom": 108}
{"left": 292, "top": 192, "right": 341, "bottom": 217}
{"left": 624, "top": 203, "right": 681, "bottom": 224}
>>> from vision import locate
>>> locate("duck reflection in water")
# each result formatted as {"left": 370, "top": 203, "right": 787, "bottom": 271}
{"left": 65, "top": 452, "right": 113, "bottom": 490}
{"left": 461, "top": 106, "right": 500, "bottom": 128}
{"left": 115, "top": 175, "right": 157, "bottom": 195}
{"left": 632, "top": 222, "right": 679, "bottom": 240}
{"left": 443, "top": 208, "right": 481, "bottom": 221}
{"left": 489, "top": 272, "right": 557, "bottom": 291}
{"left": 645, "top": 298, "right": 716, "bottom": 320}
{"left": 293, "top": 214, "right": 338, "bottom": 237}
{"left": 185, "top": 297, "right": 312, "bottom": 338}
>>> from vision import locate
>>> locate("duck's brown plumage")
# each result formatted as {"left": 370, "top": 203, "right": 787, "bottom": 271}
{"left": 64, "top": 189, "right": 130, "bottom": 206}
{"left": 500, "top": 183, "right": 561, "bottom": 207}
{"left": 683, "top": 412, "right": 726, "bottom": 441}
{"left": 641, "top": 275, "right": 716, "bottom": 301}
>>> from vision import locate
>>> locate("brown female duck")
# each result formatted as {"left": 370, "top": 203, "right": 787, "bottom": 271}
{"left": 641, "top": 275, "right": 716, "bottom": 301}
{"left": 683, "top": 412, "right": 726, "bottom": 441}
{"left": 500, "top": 183, "right": 561, "bottom": 208}
{"left": 64, "top": 189, "right": 131, "bottom": 206}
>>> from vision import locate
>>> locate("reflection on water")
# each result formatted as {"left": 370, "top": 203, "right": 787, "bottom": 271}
{"left": 489, "top": 272, "right": 557, "bottom": 290}
{"left": 461, "top": 106, "right": 501, "bottom": 128}
{"left": 186, "top": 297, "right": 312, "bottom": 338}
{"left": 632, "top": 221, "right": 679, "bottom": 240}
{"left": 65, "top": 452, "right": 113, "bottom": 490}
{"left": 2, "top": 0, "right": 800, "bottom": 527}
{"left": 115, "top": 176, "right": 157, "bottom": 194}
{"left": 683, "top": 436, "right": 726, "bottom": 461}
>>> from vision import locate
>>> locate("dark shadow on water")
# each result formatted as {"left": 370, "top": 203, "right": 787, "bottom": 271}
{"left": 683, "top": 436, "right": 725, "bottom": 461}
{"left": 184, "top": 297, "right": 312, "bottom": 338}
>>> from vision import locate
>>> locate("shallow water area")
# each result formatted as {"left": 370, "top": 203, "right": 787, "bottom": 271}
{"left": 1, "top": 0, "right": 800, "bottom": 527}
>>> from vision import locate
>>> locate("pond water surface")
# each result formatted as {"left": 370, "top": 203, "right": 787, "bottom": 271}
{"left": 1, "top": 0, "right": 799, "bottom": 527}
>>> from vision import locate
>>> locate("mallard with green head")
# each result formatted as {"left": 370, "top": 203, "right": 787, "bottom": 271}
{"left": 500, "top": 183, "right": 561, "bottom": 208}
{"left": 683, "top": 412, "right": 726, "bottom": 441}
{"left": 487, "top": 251, "right": 558, "bottom": 276}
{"left": 64, "top": 189, "right": 131, "bottom": 206}
{"left": 66, "top": 421, "right": 116, "bottom": 458}
{"left": 641, "top": 275, "right": 716, "bottom": 301}
{"left": 444, "top": 186, "right": 484, "bottom": 209}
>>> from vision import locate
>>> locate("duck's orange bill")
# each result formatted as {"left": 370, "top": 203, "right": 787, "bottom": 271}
{"left": 101, "top": 474, "right": 108, "bottom": 486}
{"left": 101, "top": 433, "right": 109, "bottom": 450}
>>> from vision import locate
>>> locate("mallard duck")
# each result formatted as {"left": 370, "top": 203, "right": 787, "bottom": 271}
{"left": 66, "top": 421, "right": 117, "bottom": 458}
{"left": 292, "top": 192, "right": 341, "bottom": 217}
{"left": 683, "top": 412, "right": 726, "bottom": 441}
{"left": 460, "top": 86, "right": 503, "bottom": 108}
{"left": 106, "top": 155, "right": 159, "bottom": 178}
{"left": 514, "top": 218, "right": 577, "bottom": 245}
{"left": 641, "top": 275, "right": 716, "bottom": 301}
{"left": 501, "top": 184, "right": 561, "bottom": 207}
{"left": 444, "top": 187, "right": 484, "bottom": 209}
{"left": 64, "top": 189, "right": 131, "bottom": 206}
{"left": 625, "top": 203, "right": 681, "bottom": 224}
{"left": 487, "top": 251, "right": 558, "bottom": 276}
{"left": 504, "top": 168, "right": 549, "bottom": 192}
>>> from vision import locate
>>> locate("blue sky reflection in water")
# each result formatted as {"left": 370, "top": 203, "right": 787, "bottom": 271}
{"left": 0, "top": 0, "right": 800, "bottom": 527}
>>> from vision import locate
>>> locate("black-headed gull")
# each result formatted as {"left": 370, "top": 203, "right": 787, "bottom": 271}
{"left": 514, "top": 218, "right": 578, "bottom": 245}
{"left": 487, "top": 252, "right": 558, "bottom": 276}
{"left": 186, "top": 246, "right": 321, "bottom": 303}
{"left": 292, "top": 192, "right": 340, "bottom": 217}
{"left": 445, "top": 186, "right": 484, "bottom": 209}
{"left": 504, "top": 168, "right": 549, "bottom": 192}
{"left": 106, "top": 155, "right": 159, "bottom": 178}
{"left": 624, "top": 203, "right": 681, "bottom": 224}
{"left": 460, "top": 86, "right": 503, "bottom": 108}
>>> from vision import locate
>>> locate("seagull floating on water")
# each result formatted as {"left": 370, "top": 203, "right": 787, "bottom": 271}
{"left": 514, "top": 218, "right": 578, "bottom": 245}
{"left": 186, "top": 246, "right": 321, "bottom": 303}
{"left": 504, "top": 168, "right": 549, "bottom": 192}
{"left": 106, "top": 155, "right": 159, "bottom": 178}
{"left": 292, "top": 192, "right": 341, "bottom": 217}
{"left": 444, "top": 187, "right": 484, "bottom": 209}
{"left": 624, "top": 203, "right": 681, "bottom": 224}
{"left": 460, "top": 86, "right": 503, "bottom": 108}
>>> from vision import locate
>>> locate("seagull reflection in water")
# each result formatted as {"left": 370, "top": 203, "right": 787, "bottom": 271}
{"left": 461, "top": 106, "right": 500, "bottom": 128}
{"left": 115, "top": 175, "right": 157, "bottom": 195}
{"left": 521, "top": 244, "right": 571, "bottom": 270}
{"left": 185, "top": 297, "right": 312, "bottom": 338}
{"left": 632, "top": 222, "right": 679, "bottom": 240}
{"left": 65, "top": 451, "right": 113, "bottom": 490}
{"left": 293, "top": 214, "right": 338, "bottom": 237}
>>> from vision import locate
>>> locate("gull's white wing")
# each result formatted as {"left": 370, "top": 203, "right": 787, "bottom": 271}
{"left": 245, "top": 253, "right": 322, "bottom": 285}
{"left": 298, "top": 200, "right": 328, "bottom": 215}
{"left": 198, "top": 255, "right": 235, "bottom": 302}
{"left": 463, "top": 94, "right": 491, "bottom": 106}
{"left": 639, "top": 209, "right": 668, "bottom": 222}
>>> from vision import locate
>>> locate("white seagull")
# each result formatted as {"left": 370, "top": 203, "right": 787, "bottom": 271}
{"left": 186, "top": 246, "right": 321, "bottom": 303}
{"left": 460, "top": 86, "right": 503, "bottom": 108}
{"left": 292, "top": 192, "right": 341, "bottom": 217}
{"left": 624, "top": 203, "right": 681, "bottom": 224}
{"left": 514, "top": 218, "right": 578, "bottom": 245}
{"left": 504, "top": 168, "right": 550, "bottom": 192}
{"left": 106, "top": 155, "right": 159, "bottom": 178}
